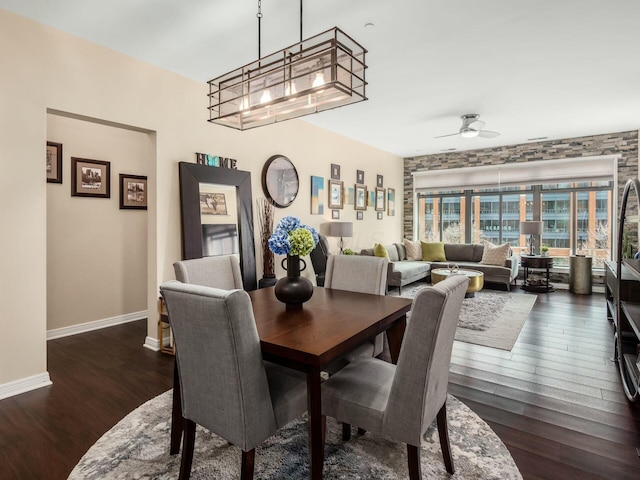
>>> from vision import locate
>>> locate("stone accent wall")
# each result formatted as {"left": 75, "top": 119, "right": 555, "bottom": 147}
{"left": 403, "top": 131, "right": 639, "bottom": 239}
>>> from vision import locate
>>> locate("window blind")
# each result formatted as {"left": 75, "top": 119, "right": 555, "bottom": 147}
{"left": 412, "top": 155, "right": 618, "bottom": 192}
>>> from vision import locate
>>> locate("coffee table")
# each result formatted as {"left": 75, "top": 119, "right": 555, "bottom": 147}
{"left": 431, "top": 267, "right": 484, "bottom": 297}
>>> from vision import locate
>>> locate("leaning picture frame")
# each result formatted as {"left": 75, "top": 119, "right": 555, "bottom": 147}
{"left": 328, "top": 179, "right": 344, "bottom": 209}
{"left": 199, "top": 192, "right": 228, "bottom": 215}
{"left": 375, "top": 187, "right": 386, "bottom": 212}
{"left": 46, "top": 141, "right": 63, "bottom": 183}
{"left": 387, "top": 187, "right": 396, "bottom": 216}
{"left": 71, "top": 157, "right": 110, "bottom": 198}
{"left": 354, "top": 184, "right": 367, "bottom": 211}
{"left": 119, "top": 174, "right": 148, "bottom": 210}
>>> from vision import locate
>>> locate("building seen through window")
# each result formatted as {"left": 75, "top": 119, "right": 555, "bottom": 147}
{"left": 417, "top": 181, "right": 612, "bottom": 268}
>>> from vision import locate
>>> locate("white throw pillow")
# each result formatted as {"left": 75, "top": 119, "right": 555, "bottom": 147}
{"left": 403, "top": 239, "right": 422, "bottom": 261}
{"left": 480, "top": 242, "right": 510, "bottom": 266}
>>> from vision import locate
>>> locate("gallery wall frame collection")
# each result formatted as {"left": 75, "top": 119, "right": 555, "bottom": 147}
{"left": 46, "top": 141, "right": 63, "bottom": 183}
{"left": 328, "top": 179, "right": 344, "bottom": 209}
{"left": 331, "top": 163, "right": 340, "bottom": 180}
{"left": 71, "top": 157, "right": 111, "bottom": 198}
{"left": 354, "top": 184, "right": 367, "bottom": 211}
{"left": 310, "top": 164, "right": 398, "bottom": 220}
{"left": 387, "top": 188, "right": 395, "bottom": 216}
{"left": 375, "top": 187, "right": 386, "bottom": 212}
{"left": 119, "top": 174, "right": 148, "bottom": 210}
{"left": 49, "top": 142, "right": 147, "bottom": 211}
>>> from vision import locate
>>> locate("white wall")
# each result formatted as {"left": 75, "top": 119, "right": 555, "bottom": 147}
{"left": 0, "top": 8, "right": 404, "bottom": 395}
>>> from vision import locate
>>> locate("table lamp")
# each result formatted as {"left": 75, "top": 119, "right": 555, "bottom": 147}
{"left": 520, "top": 221, "right": 543, "bottom": 255}
{"left": 328, "top": 222, "right": 353, "bottom": 254}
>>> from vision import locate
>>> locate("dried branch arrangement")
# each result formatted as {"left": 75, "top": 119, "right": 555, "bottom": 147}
{"left": 257, "top": 197, "right": 276, "bottom": 276}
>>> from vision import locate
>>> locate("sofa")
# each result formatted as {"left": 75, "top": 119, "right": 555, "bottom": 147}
{"left": 360, "top": 242, "right": 519, "bottom": 293}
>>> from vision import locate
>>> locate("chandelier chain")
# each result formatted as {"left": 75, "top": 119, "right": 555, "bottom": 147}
{"left": 257, "top": 0, "right": 262, "bottom": 58}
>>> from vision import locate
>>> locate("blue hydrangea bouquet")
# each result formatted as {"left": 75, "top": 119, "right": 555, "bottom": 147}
{"left": 268, "top": 216, "right": 318, "bottom": 257}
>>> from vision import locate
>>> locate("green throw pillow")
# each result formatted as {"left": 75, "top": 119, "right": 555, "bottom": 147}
{"left": 421, "top": 241, "right": 447, "bottom": 261}
{"left": 373, "top": 243, "right": 390, "bottom": 260}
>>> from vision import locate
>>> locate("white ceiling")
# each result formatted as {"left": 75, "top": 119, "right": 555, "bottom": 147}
{"left": 2, "top": 0, "right": 640, "bottom": 158}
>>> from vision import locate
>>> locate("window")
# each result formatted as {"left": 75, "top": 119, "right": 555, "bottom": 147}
{"left": 417, "top": 181, "right": 612, "bottom": 267}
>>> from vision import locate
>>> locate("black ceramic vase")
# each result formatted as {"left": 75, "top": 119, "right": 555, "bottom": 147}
{"left": 274, "top": 255, "right": 314, "bottom": 310}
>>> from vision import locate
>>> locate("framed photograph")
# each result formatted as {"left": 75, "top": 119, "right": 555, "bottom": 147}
{"left": 331, "top": 163, "right": 341, "bottom": 180}
{"left": 46, "top": 142, "right": 63, "bottom": 184}
{"left": 357, "top": 211, "right": 363, "bottom": 220}
{"left": 328, "top": 179, "right": 344, "bottom": 209}
{"left": 375, "top": 187, "right": 386, "bottom": 212}
{"left": 71, "top": 157, "right": 110, "bottom": 198}
{"left": 332, "top": 209, "right": 340, "bottom": 219}
{"left": 377, "top": 174, "right": 383, "bottom": 188}
{"left": 200, "top": 192, "right": 228, "bottom": 215}
{"left": 354, "top": 184, "right": 367, "bottom": 211}
{"left": 377, "top": 211, "right": 383, "bottom": 220}
{"left": 119, "top": 174, "right": 147, "bottom": 210}
{"left": 356, "top": 170, "right": 365, "bottom": 184}
{"left": 387, "top": 188, "right": 396, "bottom": 216}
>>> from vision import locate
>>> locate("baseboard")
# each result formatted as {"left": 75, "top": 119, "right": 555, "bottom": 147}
{"left": 47, "top": 310, "right": 148, "bottom": 341}
{"left": 143, "top": 336, "right": 161, "bottom": 352}
{"left": 0, "top": 372, "right": 52, "bottom": 400}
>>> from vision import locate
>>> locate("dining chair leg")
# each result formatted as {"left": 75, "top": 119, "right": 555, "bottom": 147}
{"left": 436, "top": 401, "right": 455, "bottom": 474}
{"left": 406, "top": 444, "right": 422, "bottom": 480}
{"left": 179, "top": 419, "right": 196, "bottom": 480}
{"left": 240, "top": 449, "right": 255, "bottom": 480}
{"left": 341, "top": 422, "right": 351, "bottom": 440}
{"left": 170, "top": 358, "right": 183, "bottom": 454}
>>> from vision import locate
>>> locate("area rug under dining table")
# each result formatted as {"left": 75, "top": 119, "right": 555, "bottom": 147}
{"left": 390, "top": 282, "right": 537, "bottom": 351}
{"left": 68, "top": 390, "right": 522, "bottom": 479}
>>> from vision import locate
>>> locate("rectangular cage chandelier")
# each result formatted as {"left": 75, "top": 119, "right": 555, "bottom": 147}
{"left": 208, "top": 27, "right": 367, "bottom": 130}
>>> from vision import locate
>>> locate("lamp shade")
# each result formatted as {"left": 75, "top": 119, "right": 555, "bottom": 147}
{"left": 520, "top": 221, "right": 543, "bottom": 235}
{"left": 328, "top": 222, "right": 353, "bottom": 238}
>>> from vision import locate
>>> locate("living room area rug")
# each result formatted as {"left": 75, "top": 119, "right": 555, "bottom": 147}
{"left": 68, "top": 390, "right": 522, "bottom": 480}
{"left": 390, "top": 282, "right": 537, "bottom": 351}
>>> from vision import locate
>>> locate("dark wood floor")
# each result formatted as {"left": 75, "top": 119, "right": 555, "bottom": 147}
{"left": 1, "top": 290, "right": 639, "bottom": 479}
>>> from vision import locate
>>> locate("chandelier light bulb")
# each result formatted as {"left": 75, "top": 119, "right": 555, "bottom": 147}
{"left": 312, "top": 72, "right": 325, "bottom": 88}
{"left": 285, "top": 81, "right": 297, "bottom": 97}
{"left": 260, "top": 90, "right": 272, "bottom": 104}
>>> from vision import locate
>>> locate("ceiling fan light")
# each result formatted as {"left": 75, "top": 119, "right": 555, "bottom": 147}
{"left": 460, "top": 128, "right": 479, "bottom": 138}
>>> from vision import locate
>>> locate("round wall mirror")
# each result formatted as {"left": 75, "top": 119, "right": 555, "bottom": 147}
{"left": 261, "top": 155, "right": 299, "bottom": 208}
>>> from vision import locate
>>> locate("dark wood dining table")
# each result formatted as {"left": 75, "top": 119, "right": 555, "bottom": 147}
{"left": 248, "top": 286, "right": 412, "bottom": 480}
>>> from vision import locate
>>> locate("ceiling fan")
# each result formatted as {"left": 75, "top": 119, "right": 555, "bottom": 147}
{"left": 435, "top": 114, "right": 500, "bottom": 139}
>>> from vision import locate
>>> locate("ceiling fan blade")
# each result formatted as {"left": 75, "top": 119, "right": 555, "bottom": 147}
{"left": 478, "top": 130, "right": 500, "bottom": 138}
{"left": 468, "top": 120, "right": 485, "bottom": 130}
{"left": 434, "top": 132, "right": 460, "bottom": 139}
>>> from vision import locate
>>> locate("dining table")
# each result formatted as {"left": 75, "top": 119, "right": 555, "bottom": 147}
{"left": 249, "top": 286, "right": 412, "bottom": 480}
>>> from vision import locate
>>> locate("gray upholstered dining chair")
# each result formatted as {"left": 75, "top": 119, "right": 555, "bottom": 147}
{"left": 309, "top": 233, "right": 330, "bottom": 286}
{"left": 169, "top": 255, "right": 244, "bottom": 454}
{"left": 322, "top": 254, "right": 389, "bottom": 372}
{"left": 173, "top": 254, "right": 243, "bottom": 290}
{"left": 320, "top": 275, "right": 469, "bottom": 479}
{"left": 160, "top": 281, "right": 308, "bottom": 480}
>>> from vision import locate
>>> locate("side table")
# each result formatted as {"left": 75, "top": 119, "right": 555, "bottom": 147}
{"left": 521, "top": 255, "right": 554, "bottom": 293}
{"left": 157, "top": 297, "right": 175, "bottom": 355}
